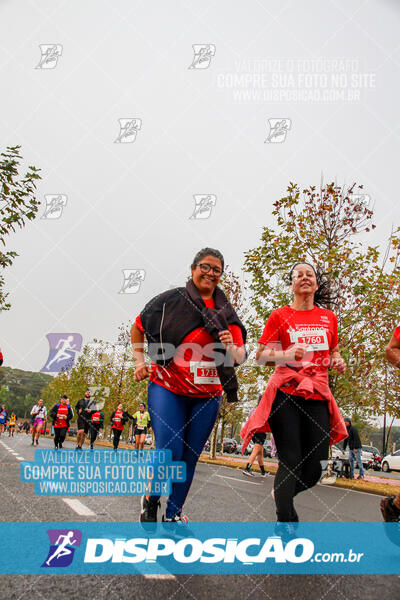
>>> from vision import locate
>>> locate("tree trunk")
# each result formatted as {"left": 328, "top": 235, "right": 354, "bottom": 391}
{"left": 210, "top": 419, "right": 218, "bottom": 459}
{"left": 220, "top": 418, "right": 226, "bottom": 454}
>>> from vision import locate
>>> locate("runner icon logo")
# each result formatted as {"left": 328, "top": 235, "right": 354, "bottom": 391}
{"left": 189, "top": 195, "right": 217, "bottom": 220}
{"left": 35, "top": 44, "right": 63, "bottom": 69}
{"left": 41, "top": 194, "right": 68, "bottom": 219}
{"left": 188, "top": 44, "right": 216, "bottom": 69}
{"left": 265, "top": 119, "right": 292, "bottom": 143}
{"left": 42, "top": 529, "right": 82, "bottom": 568}
{"left": 114, "top": 118, "right": 142, "bottom": 143}
{"left": 119, "top": 269, "right": 146, "bottom": 294}
{"left": 40, "top": 333, "right": 83, "bottom": 373}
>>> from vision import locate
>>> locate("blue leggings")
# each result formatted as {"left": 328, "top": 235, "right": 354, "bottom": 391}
{"left": 148, "top": 381, "right": 221, "bottom": 518}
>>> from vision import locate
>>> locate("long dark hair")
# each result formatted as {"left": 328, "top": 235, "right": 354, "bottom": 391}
{"left": 289, "top": 262, "right": 336, "bottom": 309}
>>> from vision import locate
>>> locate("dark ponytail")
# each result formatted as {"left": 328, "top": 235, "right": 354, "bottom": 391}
{"left": 289, "top": 262, "right": 337, "bottom": 309}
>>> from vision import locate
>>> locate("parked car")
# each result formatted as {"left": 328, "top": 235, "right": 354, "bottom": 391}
{"left": 381, "top": 449, "right": 400, "bottom": 473}
{"left": 332, "top": 445, "right": 374, "bottom": 468}
{"left": 223, "top": 438, "right": 237, "bottom": 453}
{"left": 362, "top": 445, "right": 380, "bottom": 457}
{"left": 203, "top": 438, "right": 237, "bottom": 453}
{"left": 203, "top": 439, "right": 221, "bottom": 452}
{"left": 235, "top": 439, "right": 273, "bottom": 457}
{"left": 331, "top": 445, "right": 348, "bottom": 460}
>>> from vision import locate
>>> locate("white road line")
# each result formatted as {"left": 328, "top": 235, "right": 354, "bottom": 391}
{"left": 215, "top": 474, "right": 260, "bottom": 485}
{"left": 62, "top": 498, "right": 96, "bottom": 516}
{"left": 143, "top": 574, "right": 177, "bottom": 580}
{"left": 15, "top": 457, "right": 25, "bottom": 461}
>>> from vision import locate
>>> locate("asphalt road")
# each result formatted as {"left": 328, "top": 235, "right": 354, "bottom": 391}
{"left": 0, "top": 433, "right": 399, "bottom": 600}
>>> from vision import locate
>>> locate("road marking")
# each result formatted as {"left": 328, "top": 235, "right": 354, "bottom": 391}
{"left": 215, "top": 474, "right": 260, "bottom": 485}
{"left": 62, "top": 498, "right": 96, "bottom": 516}
{"left": 143, "top": 574, "right": 177, "bottom": 580}
{"left": 15, "top": 456, "right": 25, "bottom": 461}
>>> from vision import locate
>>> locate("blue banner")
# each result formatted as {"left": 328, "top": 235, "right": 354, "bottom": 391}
{"left": 0, "top": 522, "right": 399, "bottom": 574}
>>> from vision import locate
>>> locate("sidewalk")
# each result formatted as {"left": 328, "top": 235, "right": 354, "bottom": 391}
{"left": 198, "top": 452, "right": 400, "bottom": 497}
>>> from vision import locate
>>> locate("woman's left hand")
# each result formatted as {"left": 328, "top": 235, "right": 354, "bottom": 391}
{"left": 331, "top": 356, "right": 346, "bottom": 374}
{"left": 218, "top": 330, "right": 234, "bottom": 349}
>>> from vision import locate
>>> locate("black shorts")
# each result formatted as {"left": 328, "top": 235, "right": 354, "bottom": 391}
{"left": 252, "top": 432, "right": 266, "bottom": 446}
{"left": 77, "top": 417, "right": 89, "bottom": 434}
{"left": 134, "top": 427, "right": 147, "bottom": 436}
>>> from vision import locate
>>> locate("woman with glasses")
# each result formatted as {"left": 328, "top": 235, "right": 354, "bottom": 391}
{"left": 131, "top": 248, "right": 247, "bottom": 525}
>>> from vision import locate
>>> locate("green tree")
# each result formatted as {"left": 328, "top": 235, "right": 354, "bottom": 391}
{"left": 244, "top": 181, "right": 400, "bottom": 419}
{"left": 0, "top": 145, "right": 41, "bottom": 310}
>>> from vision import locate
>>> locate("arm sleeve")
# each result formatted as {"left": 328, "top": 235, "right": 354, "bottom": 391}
{"left": 30, "top": 406, "right": 36, "bottom": 415}
{"left": 330, "top": 312, "right": 339, "bottom": 350}
{"left": 258, "top": 311, "right": 281, "bottom": 348}
{"left": 135, "top": 315, "right": 144, "bottom": 333}
{"left": 228, "top": 324, "right": 244, "bottom": 346}
{"left": 343, "top": 438, "right": 348, "bottom": 451}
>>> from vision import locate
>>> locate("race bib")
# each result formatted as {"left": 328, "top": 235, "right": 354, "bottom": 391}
{"left": 190, "top": 361, "right": 220, "bottom": 385}
{"left": 136, "top": 426, "right": 144, "bottom": 431}
{"left": 291, "top": 329, "right": 329, "bottom": 351}
{"left": 92, "top": 416, "right": 99, "bottom": 422}
{"left": 58, "top": 414, "right": 67, "bottom": 420}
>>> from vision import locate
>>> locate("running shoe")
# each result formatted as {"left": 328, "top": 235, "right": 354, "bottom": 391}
{"left": 274, "top": 522, "right": 297, "bottom": 542}
{"left": 140, "top": 495, "right": 161, "bottom": 524}
{"left": 380, "top": 495, "right": 400, "bottom": 522}
{"left": 242, "top": 469, "right": 255, "bottom": 477}
{"left": 260, "top": 470, "right": 269, "bottom": 477}
{"left": 59, "top": 444, "right": 63, "bottom": 449}
{"left": 36, "top": 440, "right": 39, "bottom": 446}
{"left": 31, "top": 440, "right": 34, "bottom": 445}
{"left": 162, "top": 513, "right": 193, "bottom": 537}
{"left": 162, "top": 513, "right": 189, "bottom": 524}
{"left": 356, "top": 474, "right": 364, "bottom": 480}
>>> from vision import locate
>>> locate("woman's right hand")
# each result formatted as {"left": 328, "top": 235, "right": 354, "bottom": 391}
{"left": 134, "top": 364, "right": 150, "bottom": 381}
{"left": 287, "top": 343, "right": 309, "bottom": 363}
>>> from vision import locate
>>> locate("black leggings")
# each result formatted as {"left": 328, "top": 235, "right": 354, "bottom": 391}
{"left": 268, "top": 389, "right": 330, "bottom": 522}
{"left": 90, "top": 424, "right": 101, "bottom": 446}
{"left": 54, "top": 427, "right": 67, "bottom": 448}
{"left": 112, "top": 428, "right": 122, "bottom": 449}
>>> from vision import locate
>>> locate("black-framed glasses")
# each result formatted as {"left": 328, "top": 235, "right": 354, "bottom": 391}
{"left": 197, "top": 263, "right": 223, "bottom": 276}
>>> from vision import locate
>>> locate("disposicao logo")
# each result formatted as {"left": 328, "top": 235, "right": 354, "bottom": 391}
{"left": 83, "top": 536, "right": 315, "bottom": 564}
{"left": 42, "top": 529, "right": 82, "bottom": 568}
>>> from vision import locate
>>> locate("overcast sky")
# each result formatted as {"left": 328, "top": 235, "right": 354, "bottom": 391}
{"left": 1, "top": 0, "right": 399, "bottom": 378}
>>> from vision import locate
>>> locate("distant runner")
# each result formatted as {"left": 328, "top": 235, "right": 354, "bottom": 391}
{"left": 8, "top": 412, "right": 16, "bottom": 437}
{"left": 89, "top": 407, "right": 104, "bottom": 449}
{"left": 110, "top": 403, "right": 133, "bottom": 450}
{"left": 0, "top": 404, "right": 7, "bottom": 436}
{"left": 30, "top": 399, "right": 47, "bottom": 446}
{"left": 50, "top": 395, "right": 73, "bottom": 449}
{"left": 132, "top": 403, "right": 152, "bottom": 450}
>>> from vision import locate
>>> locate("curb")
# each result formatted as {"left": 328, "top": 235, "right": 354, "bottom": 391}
{"left": 198, "top": 455, "right": 400, "bottom": 498}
